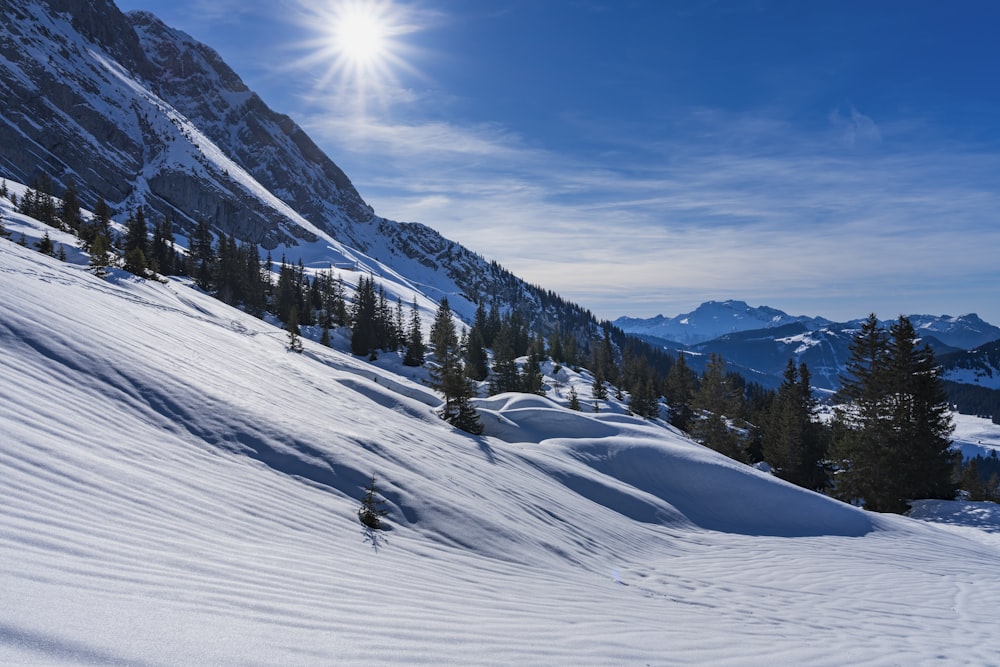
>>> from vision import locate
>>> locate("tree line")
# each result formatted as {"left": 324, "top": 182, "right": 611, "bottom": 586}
{"left": 4, "top": 178, "right": 986, "bottom": 508}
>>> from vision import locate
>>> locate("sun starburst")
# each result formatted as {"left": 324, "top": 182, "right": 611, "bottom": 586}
{"left": 291, "top": 0, "right": 423, "bottom": 115}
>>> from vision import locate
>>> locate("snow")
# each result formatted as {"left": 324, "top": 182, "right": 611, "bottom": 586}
{"left": 951, "top": 412, "right": 1000, "bottom": 458}
{"left": 3, "top": 215, "right": 1000, "bottom": 663}
{"left": 945, "top": 366, "right": 1000, "bottom": 391}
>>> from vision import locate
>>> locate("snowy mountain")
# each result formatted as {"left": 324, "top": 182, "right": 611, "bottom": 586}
{"left": 5, "top": 199, "right": 1000, "bottom": 664}
{"left": 614, "top": 300, "right": 832, "bottom": 346}
{"left": 0, "top": 0, "right": 580, "bottom": 329}
{"left": 616, "top": 300, "right": 999, "bottom": 350}
{"left": 940, "top": 340, "right": 1000, "bottom": 391}
{"left": 908, "top": 313, "right": 1000, "bottom": 350}
{"left": 619, "top": 302, "right": 1000, "bottom": 392}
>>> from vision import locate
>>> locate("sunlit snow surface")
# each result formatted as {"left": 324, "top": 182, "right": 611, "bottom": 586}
{"left": 3, "top": 216, "right": 1000, "bottom": 663}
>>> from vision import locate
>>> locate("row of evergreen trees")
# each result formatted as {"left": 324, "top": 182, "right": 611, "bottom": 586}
{"left": 1, "top": 178, "right": 982, "bottom": 507}
{"left": 829, "top": 315, "right": 957, "bottom": 512}
{"left": 656, "top": 315, "right": 961, "bottom": 512}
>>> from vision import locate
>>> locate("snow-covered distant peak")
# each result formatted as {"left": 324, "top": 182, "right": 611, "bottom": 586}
{"left": 615, "top": 300, "right": 830, "bottom": 345}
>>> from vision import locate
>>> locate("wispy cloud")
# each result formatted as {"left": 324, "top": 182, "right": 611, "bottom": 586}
{"left": 301, "top": 104, "right": 1000, "bottom": 322}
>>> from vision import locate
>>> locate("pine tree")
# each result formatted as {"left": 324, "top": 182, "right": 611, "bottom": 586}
{"left": 35, "top": 231, "right": 54, "bottom": 255}
{"left": 123, "top": 207, "right": 148, "bottom": 274}
{"left": 403, "top": 297, "right": 425, "bottom": 367}
{"left": 429, "top": 298, "right": 482, "bottom": 434}
{"left": 691, "top": 353, "right": 745, "bottom": 460}
{"left": 591, "top": 373, "right": 608, "bottom": 401}
{"left": 762, "top": 359, "right": 827, "bottom": 490}
{"left": 89, "top": 233, "right": 110, "bottom": 276}
{"left": 832, "top": 315, "right": 956, "bottom": 512}
{"left": 464, "top": 312, "right": 489, "bottom": 381}
{"left": 886, "top": 316, "right": 956, "bottom": 501}
{"left": 189, "top": 220, "right": 215, "bottom": 290}
{"left": 60, "top": 181, "right": 81, "bottom": 231}
{"left": 350, "top": 275, "right": 378, "bottom": 357}
{"left": 831, "top": 314, "right": 893, "bottom": 508}
{"left": 286, "top": 304, "right": 304, "bottom": 353}
{"left": 519, "top": 351, "right": 545, "bottom": 395}
{"left": 568, "top": 385, "right": 581, "bottom": 411}
{"left": 358, "top": 474, "right": 389, "bottom": 530}
{"left": 664, "top": 352, "right": 697, "bottom": 430}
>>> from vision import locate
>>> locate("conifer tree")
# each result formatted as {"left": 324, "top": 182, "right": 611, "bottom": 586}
{"left": 350, "top": 275, "right": 378, "bottom": 357}
{"left": 664, "top": 352, "right": 697, "bottom": 430}
{"left": 520, "top": 351, "right": 545, "bottom": 395}
{"left": 60, "top": 181, "right": 81, "bottom": 231}
{"left": 123, "top": 206, "right": 148, "bottom": 268}
{"left": 430, "top": 298, "right": 482, "bottom": 434}
{"left": 464, "top": 314, "right": 489, "bottom": 381}
{"left": 358, "top": 474, "right": 388, "bottom": 530}
{"left": 286, "top": 304, "right": 304, "bottom": 353}
{"left": 88, "top": 233, "right": 110, "bottom": 277}
{"left": 403, "top": 297, "right": 425, "bottom": 367}
{"left": 189, "top": 221, "right": 215, "bottom": 290}
{"left": 489, "top": 323, "right": 520, "bottom": 395}
{"left": 568, "top": 385, "right": 581, "bottom": 411}
{"left": 831, "top": 315, "right": 956, "bottom": 512}
{"left": 35, "top": 231, "right": 54, "bottom": 255}
{"left": 886, "top": 316, "right": 956, "bottom": 501}
{"left": 691, "top": 353, "right": 745, "bottom": 460}
{"left": 762, "top": 359, "right": 827, "bottom": 489}
{"left": 591, "top": 373, "right": 608, "bottom": 402}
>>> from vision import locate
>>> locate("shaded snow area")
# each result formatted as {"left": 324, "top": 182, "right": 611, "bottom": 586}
{"left": 3, "top": 239, "right": 1000, "bottom": 665}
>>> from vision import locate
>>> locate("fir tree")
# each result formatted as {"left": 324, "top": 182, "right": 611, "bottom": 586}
{"left": 762, "top": 359, "right": 827, "bottom": 490}
{"left": 358, "top": 474, "right": 388, "bottom": 530}
{"left": 691, "top": 353, "right": 745, "bottom": 460}
{"left": 123, "top": 207, "right": 148, "bottom": 265}
{"left": 60, "top": 181, "right": 81, "bottom": 231}
{"left": 430, "top": 298, "right": 482, "bottom": 434}
{"left": 403, "top": 297, "right": 425, "bottom": 367}
{"left": 832, "top": 315, "right": 956, "bottom": 512}
{"left": 350, "top": 275, "right": 378, "bottom": 357}
{"left": 35, "top": 231, "right": 54, "bottom": 255}
{"left": 188, "top": 220, "right": 215, "bottom": 290}
{"left": 664, "top": 352, "right": 697, "bottom": 430}
{"left": 464, "top": 312, "right": 489, "bottom": 381}
{"left": 568, "top": 385, "right": 581, "bottom": 411}
{"left": 89, "top": 233, "right": 110, "bottom": 277}
{"left": 286, "top": 304, "right": 304, "bottom": 353}
{"left": 520, "top": 351, "right": 545, "bottom": 395}
{"left": 591, "top": 373, "right": 608, "bottom": 401}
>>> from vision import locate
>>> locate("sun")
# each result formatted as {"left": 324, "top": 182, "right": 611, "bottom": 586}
{"left": 334, "top": 6, "right": 389, "bottom": 67}
{"left": 291, "top": 0, "right": 422, "bottom": 113}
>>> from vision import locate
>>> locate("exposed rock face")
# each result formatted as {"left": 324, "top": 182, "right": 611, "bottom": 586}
{"left": 0, "top": 0, "right": 370, "bottom": 248}
{"left": 128, "top": 11, "right": 375, "bottom": 246}
{"left": 0, "top": 0, "right": 144, "bottom": 204}
{"left": 0, "top": 0, "right": 599, "bottom": 336}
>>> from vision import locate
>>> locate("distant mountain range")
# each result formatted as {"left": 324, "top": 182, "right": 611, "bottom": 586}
{"left": 615, "top": 301, "right": 1000, "bottom": 392}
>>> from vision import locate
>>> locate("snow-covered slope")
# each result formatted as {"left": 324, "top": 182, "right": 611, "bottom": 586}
{"left": 4, "top": 222, "right": 1000, "bottom": 663}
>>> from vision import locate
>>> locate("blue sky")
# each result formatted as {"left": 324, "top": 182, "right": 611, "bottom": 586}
{"left": 114, "top": 0, "right": 1000, "bottom": 324}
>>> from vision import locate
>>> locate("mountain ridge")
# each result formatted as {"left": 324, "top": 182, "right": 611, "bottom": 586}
{"left": 0, "top": 0, "right": 604, "bottom": 338}
{"left": 615, "top": 300, "right": 999, "bottom": 349}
